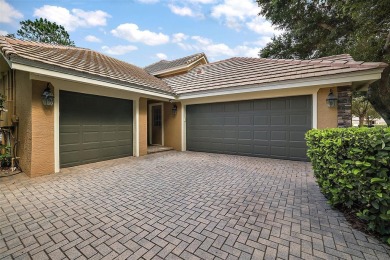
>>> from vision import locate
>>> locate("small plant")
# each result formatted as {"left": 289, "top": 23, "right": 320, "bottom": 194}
{"left": 0, "top": 144, "right": 11, "bottom": 168}
{"left": 0, "top": 94, "right": 7, "bottom": 112}
{"left": 306, "top": 127, "right": 390, "bottom": 244}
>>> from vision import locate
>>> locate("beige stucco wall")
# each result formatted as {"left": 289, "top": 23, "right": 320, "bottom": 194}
{"left": 15, "top": 71, "right": 32, "bottom": 176}
{"left": 164, "top": 102, "right": 182, "bottom": 151}
{"left": 30, "top": 80, "right": 55, "bottom": 177}
{"left": 139, "top": 97, "right": 148, "bottom": 156}
{"left": 317, "top": 87, "right": 338, "bottom": 129}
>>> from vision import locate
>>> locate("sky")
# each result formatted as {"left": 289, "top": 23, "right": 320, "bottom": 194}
{"left": 0, "top": 0, "right": 281, "bottom": 67}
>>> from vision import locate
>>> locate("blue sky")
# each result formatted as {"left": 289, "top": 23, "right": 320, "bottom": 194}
{"left": 0, "top": 0, "right": 280, "bottom": 67}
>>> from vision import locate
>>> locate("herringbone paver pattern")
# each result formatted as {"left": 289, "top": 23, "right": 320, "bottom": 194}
{"left": 1, "top": 151, "right": 389, "bottom": 259}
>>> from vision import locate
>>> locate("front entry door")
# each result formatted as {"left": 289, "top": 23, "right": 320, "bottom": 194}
{"left": 151, "top": 104, "right": 163, "bottom": 145}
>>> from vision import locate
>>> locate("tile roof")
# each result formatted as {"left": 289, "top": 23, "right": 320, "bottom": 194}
{"left": 0, "top": 37, "right": 172, "bottom": 93}
{"left": 164, "top": 55, "right": 388, "bottom": 95}
{"left": 144, "top": 53, "right": 207, "bottom": 74}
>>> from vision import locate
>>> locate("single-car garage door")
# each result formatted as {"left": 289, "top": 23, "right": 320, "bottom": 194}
{"left": 186, "top": 95, "right": 312, "bottom": 161}
{"left": 60, "top": 91, "right": 133, "bottom": 168}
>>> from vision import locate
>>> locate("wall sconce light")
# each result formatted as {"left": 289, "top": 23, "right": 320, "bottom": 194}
{"left": 172, "top": 104, "right": 177, "bottom": 115}
{"left": 326, "top": 89, "right": 337, "bottom": 108}
{"left": 42, "top": 83, "right": 54, "bottom": 106}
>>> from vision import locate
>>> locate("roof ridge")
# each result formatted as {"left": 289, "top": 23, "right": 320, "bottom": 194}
{"left": 2, "top": 36, "right": 88, "bottom": 50}
{"left": 204, "top": 56, "right": 388, "bottom": 69}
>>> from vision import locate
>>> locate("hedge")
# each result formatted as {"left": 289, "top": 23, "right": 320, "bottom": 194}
{"left": 305, "top": 127, "right": 390, "bottom": 244}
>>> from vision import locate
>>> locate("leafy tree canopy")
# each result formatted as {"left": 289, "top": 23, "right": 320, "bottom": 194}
{"left": 352, "top": 92, "right": 381, "bottom": 127}
{"left": 16, "top": 18, "right": 75, "bottom": 46}
{"left": 256, "top": 0, "right": 390, "bottom": 125}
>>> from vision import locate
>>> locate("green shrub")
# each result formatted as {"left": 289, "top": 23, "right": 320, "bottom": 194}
{"left": 306, "top": 127, "right": 390, "bottom": 244}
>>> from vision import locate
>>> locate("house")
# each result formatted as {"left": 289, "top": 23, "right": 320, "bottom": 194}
{"left": 0, "top": 37, "right": 387, "bottom": 177}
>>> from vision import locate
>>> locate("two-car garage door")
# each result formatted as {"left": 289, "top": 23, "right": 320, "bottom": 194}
{"left": 60, "top": 91, "right": 133, "bottom": 168}
{"left": 186, "top": 95, "right": 312, "bottom": 161}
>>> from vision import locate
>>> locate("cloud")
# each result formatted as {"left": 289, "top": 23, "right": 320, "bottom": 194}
{"left": 156, "top": 53, "right": 168, "bottom": 60}
{"left": 188, "top": 0, "right": 217, "bottom": 3}
{"left": 84, "top": 35, "right": 101, "bottom": 43}
{"left": 168, "top": 5, "right": 195, "bottom": 17}
{"left": 172, "top": 33, "right": 188, "bottom": 43}
{"left": 168, "top": 4, "right": 204, "bottom": 18}
{"left": 136, "top": 0, "right": 159, "bottom": 3}
{"left": 211, "top": 0, "right": 258, "bottom": 30}
{"left": 111, "top": 23, "right": 169, "bottom": 46}
{"left": 34, "top": 5, "right": 110, "bottom": 31}
{"left": 101, "top": 45, "right": 137, "bottom": 55}
{"left": 0, "top": 0, "right": 23, "bottom": 24}
{"left": 175, "top": 34, "right": 264, "bottom": 58}
{"left": 246, "top": 17, "right": 282, "bottom": 35}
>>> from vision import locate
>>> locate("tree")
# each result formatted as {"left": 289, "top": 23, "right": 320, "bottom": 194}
{"left": 16, "top": 18, "right": 75, "bottom": 46}
{"left": 352, "top": 92, "right": 381, "bottom": 127}
{"left": 256, "top": 0, "right": 390, "bottom": 125}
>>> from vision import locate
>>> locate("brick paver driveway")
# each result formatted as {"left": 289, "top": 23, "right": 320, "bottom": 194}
{"left": 1, "top": 151, "right": 389, "bottom": 260}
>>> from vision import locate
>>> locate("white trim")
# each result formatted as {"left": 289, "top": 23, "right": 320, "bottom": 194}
{"left": 12, "top": 63, "right": 174, "bottom": 99}
{"left": 148, "top": 103, "right": 164, "bottom": 146}
{"left": 312, "top": 92, "right": 318, "bottom": 129}
{"left": 178, "top": 69, "right": 383, "bottom": 100}
{"left": 133, "top": 98, "right": 140, "bottom": 157}
{"left": 181, "top": 104, "right": 186, "bottom": 151}
{"left": 54, "top": 85, "right": 60, "bottom": 173}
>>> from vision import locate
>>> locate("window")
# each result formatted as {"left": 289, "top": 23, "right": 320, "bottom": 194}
{"left": 153, "top": 106, "right": 161, "bottom": 127}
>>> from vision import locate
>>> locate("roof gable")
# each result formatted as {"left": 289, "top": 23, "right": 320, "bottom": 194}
{"left": 144, "top": 53, "right": 208, "bottom": 77}
{"left": 0, "top": 37, "right": 172, "bottom": 93}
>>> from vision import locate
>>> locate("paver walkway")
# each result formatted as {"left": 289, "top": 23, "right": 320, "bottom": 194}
{"left": 0, "top": 151, "right": 389, "bottom": 260}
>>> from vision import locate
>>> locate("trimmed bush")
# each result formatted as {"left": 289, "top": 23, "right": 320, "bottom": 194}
{"left": 305, "top": 127, "right": 390, "bottom": 244}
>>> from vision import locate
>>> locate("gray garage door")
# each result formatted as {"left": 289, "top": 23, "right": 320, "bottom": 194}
{"left": 186, "top": 95, "right": 312, "bottom": 161}
{"left": 60, "top": 91, "right": 133, "bottom": 168}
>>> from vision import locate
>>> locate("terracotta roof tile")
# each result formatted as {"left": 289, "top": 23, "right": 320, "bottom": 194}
{"left": 0, "top": 37, "right": 172, "bottom": 93}
{"left": 164, "top": 56, "right": 388, "bottom": 95}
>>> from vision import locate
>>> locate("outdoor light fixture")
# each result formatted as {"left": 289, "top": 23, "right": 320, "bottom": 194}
{"left": 326, "top": 89, "right": 337, "bottom": 108}
{"left": 172, "top": 104, "right": 178, "bottom": 115}
{"left": 41, "top": 83, "right": 54, "bottom": 106}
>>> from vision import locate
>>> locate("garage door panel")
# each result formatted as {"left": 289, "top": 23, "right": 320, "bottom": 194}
{"left": 224, "top": 130, "right": 238, "bottom": 139}
{"left": 81, "top": 142, "right": 100, "bottom": 151}
{"left": 211, "top": 103, "right": 224, "bottom": 112}
{"left": 254, "top": 115, "right": 270, "bottom": 125}
{"left": 270, "top": 146, "right": 287, "bottom": 157}
{"left": 253, "top": 145, "right": 270, "bottom": 155}
{"left": 187, "top": 95, "right": 311, "bottom": 161}
{"left": 290, "top": 147, "right": 307, "bottom": 159}
{"left": 254, "top": 131, "right": 269, "bottom": 140}
{"left": 60, "top": 91, "right": 133, "bottom": 168}
{"left": 270, "top": 99, "right": 286, "bottom": 110}
{"left": 271, "top": 131, "right": 287, "bottom": 141}
{"left": 254, "top": 100, "right": 269, "bottom": 110}
{"left": 239, "top": 115, "right": 253, "bottom": 125}
{"left": 60, "top": 144, "right": 80, "bottom": 153}
{"left": 290, "top": 131, "right": 305, "bottom": 141}
{"left": 271, "top": 115, "right": 287, "bottom": 125}
{"left": 238, "top": 144, "right": 253, "bottom": 154}
{"left": 61, "top": 133, "right": 80, "bottom": 145}
{"left": 61, "top": 152, "right": 81, "bottom": 167}
{"left": 238, "top": 130, "right": 252, "bottom": 140}
{"left": 239, "top": 101, "right": 253, "bottom": 112}
{"left": 225, "top": 103, "right": 239, "bottom": 112}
